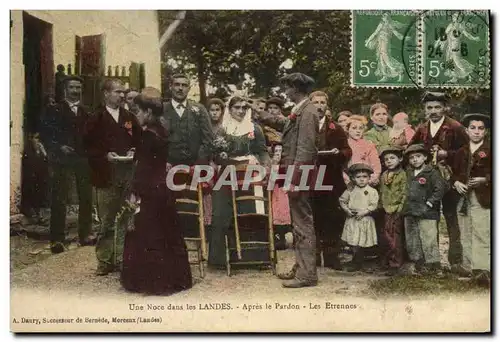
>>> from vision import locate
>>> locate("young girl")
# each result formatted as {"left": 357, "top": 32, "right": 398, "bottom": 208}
{"left": 343, "top": 115, "right": 382, "bottom": 187}
{"left": 339, "top": 163, "right": 379, "bottom": 272}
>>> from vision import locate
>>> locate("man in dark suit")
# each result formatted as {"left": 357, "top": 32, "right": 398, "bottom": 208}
{"left": 42, "top": 76, "right": 95, "bottom": 254}
{"left": 409, "top": 91, "right": 469, "bottom": 269}
{"left": 84, "top": 78, "right": 141, "bottom": 275}
{"left": 309, "top": 90, "right": 352, "bottom": 270}
{"left": 255, "top": 73, "right": 319, "bottom": 288}
{"left": 163, "top": 74, "right": 213, "bottom": 166}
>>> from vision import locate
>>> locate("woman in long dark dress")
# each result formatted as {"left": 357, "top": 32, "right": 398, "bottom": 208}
{"left": 121, "top": 93, "right": 192, "bottom": 295}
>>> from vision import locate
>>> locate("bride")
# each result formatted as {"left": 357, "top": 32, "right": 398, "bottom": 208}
{"left": 208, "top": 95, "right": 271, "bottom": 269}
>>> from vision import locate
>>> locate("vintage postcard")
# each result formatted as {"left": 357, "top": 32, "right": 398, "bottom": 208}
{"left": 10, "top": 9, "right": 491, "bottom": 333}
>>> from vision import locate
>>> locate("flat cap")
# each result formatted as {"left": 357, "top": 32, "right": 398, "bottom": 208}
{"left": 421, "top": 91, "right": 450, "bottom": 103}
{"left": 404, "top": 144, "right": 429, "bottom": 156}
{"left": 347, "top": 163, "right": 374, "bottom": 175}
{"left": 279, "top": 72, "right": 315, "bottom": 87}
{"left": 266, "top": 97, "right": 285, "bottom": 107}
{"left": 462, "top": 113, "right": 491, "bottom": 129}
{"left": 379, "top": 145, "right": 404, "bottom": 157}
{"left": 62, "top": 75, "right": 84, "bottom": 84}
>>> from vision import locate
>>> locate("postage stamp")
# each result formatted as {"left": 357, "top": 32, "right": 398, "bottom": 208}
{"left": 351, "top": 10, "right": 419, "bottom": 87}
{"left": 421, "top": 10, "right": 490, "bottom": 88}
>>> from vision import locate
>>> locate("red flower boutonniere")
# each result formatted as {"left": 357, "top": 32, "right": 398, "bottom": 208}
{"left": 248, "top": 131, "right": 255, "bottom": 140}
{"left": 124, "top": 121, "right": 133, "bottom": 136}
{"left": 329, "top": 122, "right": 336, "bottom": 130}
{"left": 418, "top": 177, "right": 427, "bottom": 185}
{"left": 478, "top": 151, "right": 487, "bottom": 158}
{"left": 289, "top": 113, "right": 297, "bottom": 121}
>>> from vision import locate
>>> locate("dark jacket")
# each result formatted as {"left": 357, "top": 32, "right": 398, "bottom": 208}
{"left": 451, "top": 139, "right": 491, "bottom": 209}
{"left": 41, "top": 101, "right": 90, "bottom": 163}
{"left": 409, "top": 116, "right": 469, "bottom": 167}
{"left": 402, "top": 165, "right": 448, "bottom": 220}
{"left": 83, "top": 106, "right": 141, "bottom": 188}
{"left": 314, "top": 115, "right": 352, "bottom": 197}
{"left": 162, "top": 100, "right": 213, "bottom": 166}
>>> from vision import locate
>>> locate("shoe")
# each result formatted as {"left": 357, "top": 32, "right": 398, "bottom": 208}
{"left": 282, "top": 278, "right": 318, "bottom": 288}
{"left": 384, "top": 267, "right": 400, "bottom": 276}
{"left": 451, "top": 264, "right": 472, "bottom": 278}
{"left": 50, "top": 242, "right": 65, "bottom": 254}
{"left": 78, "top": 234, "right": 97, "bottom": 246}
{"left": 473, "top": 270, "right": 490, "bottom": 288}
{"left": 95, "top": 264, "right": 114, "bottom": 276}
{"left": 277, "top": 264, "right": 298, "bottom": 280}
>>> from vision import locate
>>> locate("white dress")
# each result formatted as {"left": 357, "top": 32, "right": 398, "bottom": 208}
{"left": 340, "top": 185, "right": 379, "bottom": 248}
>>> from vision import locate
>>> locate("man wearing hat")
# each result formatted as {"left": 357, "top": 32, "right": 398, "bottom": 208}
{"left": 262, "top": 97, "right": 285, "bottom": 146}
{"left": 409, "top": 91, "right": 469, "bottom": 269}
{"left": 402, "top": 144, "right": 448, "bottom": 275}
{"left": 451, "top": 113, "right": 491, "bottom": 285}
{"left": 253, "top": 72, "right": 319, "bottom": 288}
{"left": 309, "top": 90, "right": 352, "bottom": 269}
{"left": 42, "top": 75, "right": 96, "bottom": 254}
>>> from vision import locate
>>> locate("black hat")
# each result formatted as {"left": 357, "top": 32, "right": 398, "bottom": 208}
{"left": 62, "top": 75, "right": 84, "bottom": 84}
{"left": 266, "top": 97, "right": 285, "bottom": 108}
{"left": 404, "top": 144, "right": 429, "bottom": 156}
{"left": 421, "top": 91, "right": 449, "bottom": 103}
{"left": 280, "top": 73, "right": 315, "bottom": 89}
{"left": 347, "top": 163, "right": 374, "bottom": 175}
{"left": 380, "top": 145, "right": 404, "bottom": 158}
{"left": 461, "top": 113, "right": 491, "bottom": 129}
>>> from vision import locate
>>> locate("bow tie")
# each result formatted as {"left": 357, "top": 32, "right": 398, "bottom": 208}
{"left": 177, "top": 103, "right": 185, "bottom": 109}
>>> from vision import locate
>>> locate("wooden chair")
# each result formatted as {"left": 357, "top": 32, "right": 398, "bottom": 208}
{"left": 225, "top": 163, "right": 276, "bottom": 276}
{"left": 173, "top": 170, "right": 207, "bottom": 279}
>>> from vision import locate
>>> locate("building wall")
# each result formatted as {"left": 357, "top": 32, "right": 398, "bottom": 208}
{"left": 10, "top": 10, "right": 162, "bottom": 213}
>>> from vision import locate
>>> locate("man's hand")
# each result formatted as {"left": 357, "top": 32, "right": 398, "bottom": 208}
{"left": 318, "top": 148, "right": 340, "bottom": 156}
{"left": 61, "top": 145, "right": 75, "bottom": 155}
{"left": 126, "top": 148, "right": 135, "bottom": 158}
{"left": 468, "top": 177, "right": 487, "bottom": 188}
{"left": 107, "top": 152, "right": 119, "bottom": 162}
{"left": 454, "top": 181, "right": 468, "bottom": 195}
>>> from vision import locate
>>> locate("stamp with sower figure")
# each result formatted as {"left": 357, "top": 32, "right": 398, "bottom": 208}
{"left": 351, "top": 10, "right": 490, "bottom": 88}
{"left": 421, "top": 10, "right": 490, "bottom": 88}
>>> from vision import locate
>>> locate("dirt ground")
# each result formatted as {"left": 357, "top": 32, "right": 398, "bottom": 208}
{"left": 10, "top": 230, "right": 490, "bottom": 332}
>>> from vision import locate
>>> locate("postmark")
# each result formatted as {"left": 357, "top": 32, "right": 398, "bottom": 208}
{"left": 351, "top": 10, "right": 419, "bottom": 87}
{"left": 421, "top": 10, "right": 490, "bottom": 88}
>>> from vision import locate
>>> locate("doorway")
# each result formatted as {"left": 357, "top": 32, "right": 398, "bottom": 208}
{"left": 21, "top": 12, "right": 53, "bottom": 216}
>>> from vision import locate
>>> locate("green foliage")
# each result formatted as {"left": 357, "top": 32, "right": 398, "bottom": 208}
{"left": 158, "top": 10, "right": 490, "bottom": 118}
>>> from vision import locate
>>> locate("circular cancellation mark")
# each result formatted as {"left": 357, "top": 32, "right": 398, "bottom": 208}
{"left": 401, "top": 10, "right": 490, "bottom": 89}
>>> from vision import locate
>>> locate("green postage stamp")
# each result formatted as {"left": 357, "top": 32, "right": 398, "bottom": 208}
{"left": 351, "top": 10, "right": 490, "bottom": 88}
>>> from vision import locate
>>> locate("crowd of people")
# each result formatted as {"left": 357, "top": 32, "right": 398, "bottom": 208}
{"left": 35, "top": 71, "right": 491, "bottom": 296}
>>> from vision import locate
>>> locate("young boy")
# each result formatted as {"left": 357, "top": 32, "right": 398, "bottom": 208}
{"left": 452, "top": 113, "right": 491, "bottom": 287}
{"left": 402, "top": 144, "right": 448, "bottom": 275}
{"left": 379, "top": 146, "right": 407, "bottom": 276}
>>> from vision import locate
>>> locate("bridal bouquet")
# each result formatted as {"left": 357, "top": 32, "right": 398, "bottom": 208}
{"left": 212, "top": 134, "right": 232, "bottom": 161}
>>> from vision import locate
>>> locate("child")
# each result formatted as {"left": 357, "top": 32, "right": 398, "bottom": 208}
{"left": 452, "top": 113, "right": 491, "bottom": 286}
{"left": 379, "top": 146, "right": 407, "bottom": 275}
{"left": 402, "top": 144, "right": 448, "bottom": 275}
{"left": 339, "top": 163, "right": 379, "bottom": 272}
{"left": 389, "top": 112, "right": 415, "bottom": 149}
{"left": 343, "top": 115, "right": 382, "bottom": 187}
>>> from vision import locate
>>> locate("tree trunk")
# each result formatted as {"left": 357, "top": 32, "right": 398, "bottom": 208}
{"left": 197, "top": 51, "right": 207, "bottom": 106}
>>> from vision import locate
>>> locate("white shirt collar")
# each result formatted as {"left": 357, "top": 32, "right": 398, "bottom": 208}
{"left": 319, "top": 116, "right": 326, "bottom": 129}
{"left": 429, "top": 116, "right": 445, "bottom": 137}
{"left": 106, "top": 105, "right": 120, "bottom": 123}
{"left": 66, "top": 100, "right": 80, "bottom": 113}
{"left": 171, "top": 99, "right": 188, "bottom": 117}
{"left": 470, "top": 140, "right": 484, "bottom": 154}
{"left": 291, "top": 98, "right": 308, "bottom": 114}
